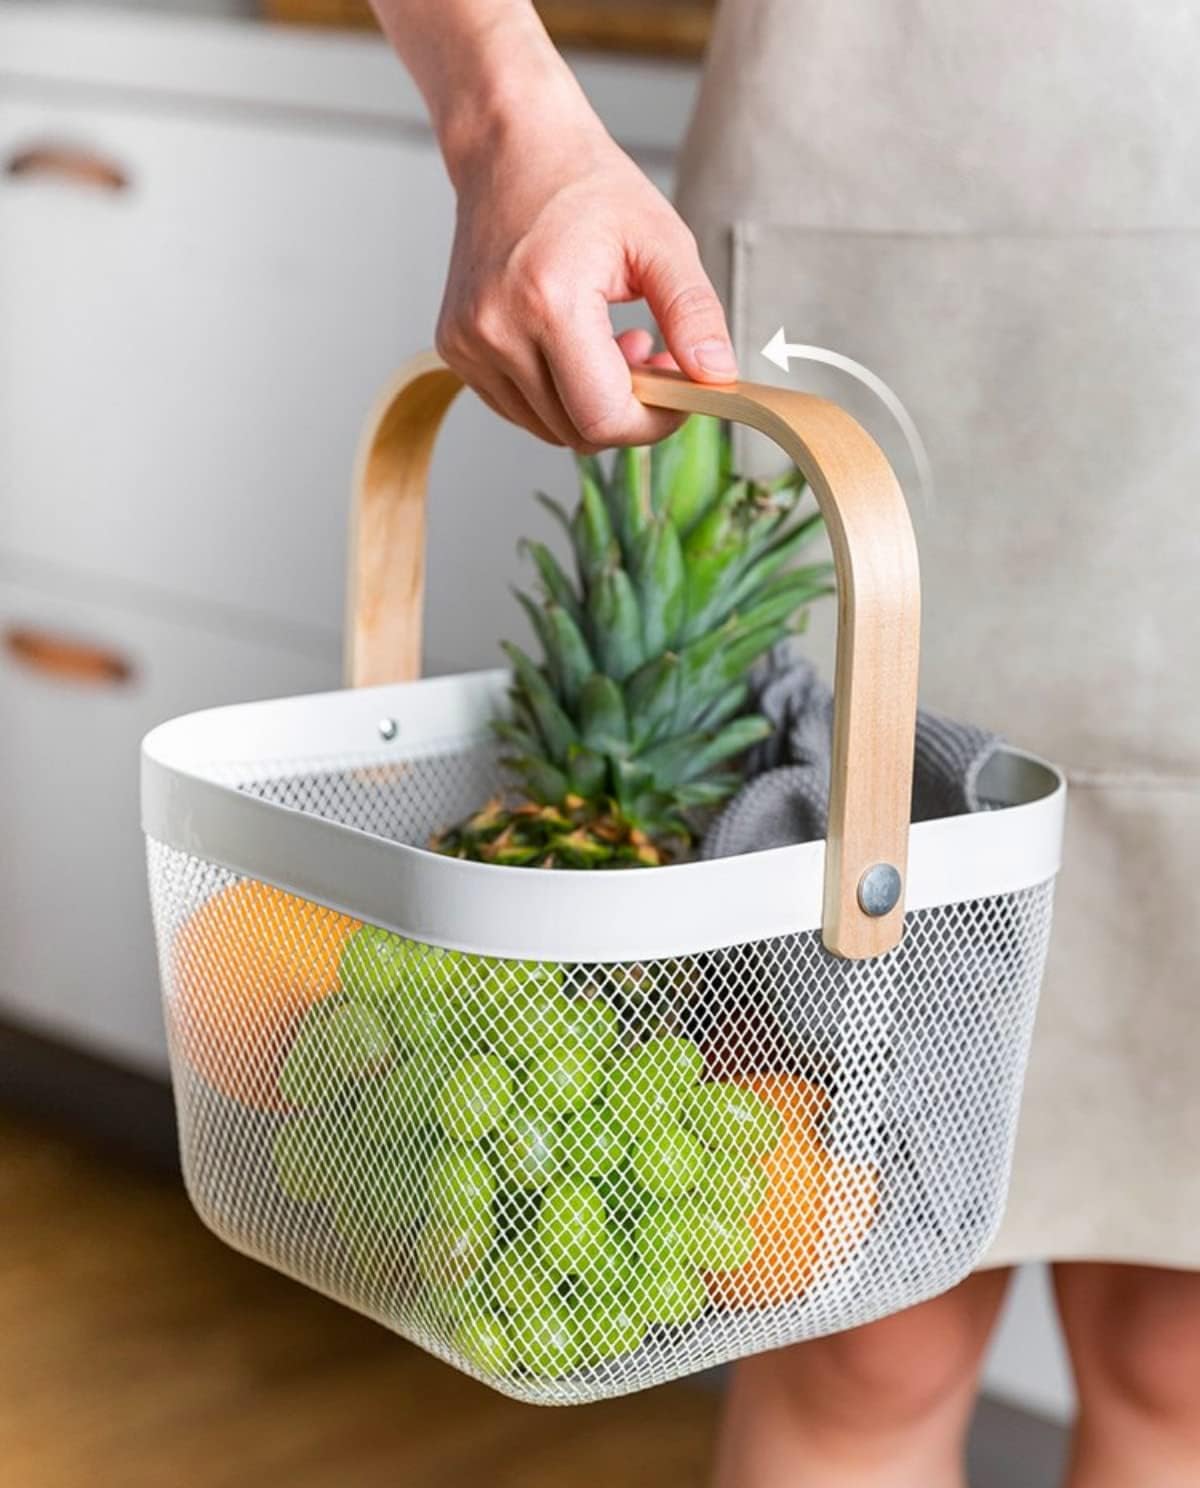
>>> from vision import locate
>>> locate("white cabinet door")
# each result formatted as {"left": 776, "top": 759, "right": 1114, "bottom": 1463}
{"left": 0, "top": 92, "right": 454, "bottom": 638}
{"left": 0, "top": 575, "right": 340, "bottom": 1073}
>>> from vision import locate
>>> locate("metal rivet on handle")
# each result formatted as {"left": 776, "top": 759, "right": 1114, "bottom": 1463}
{"left": 858, "top": 863, "right": 902, "bottom": 917}
{"left": 378, "top": 717, "right": 398, "bottom": 741}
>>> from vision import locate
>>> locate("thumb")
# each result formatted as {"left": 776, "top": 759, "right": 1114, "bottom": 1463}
{"left": 637, "top": 233, "right": 738, "bottom": 384}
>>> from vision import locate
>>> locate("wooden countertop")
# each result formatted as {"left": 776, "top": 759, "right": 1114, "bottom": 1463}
{"left": 263, "top": 1, "right": 717, "bottom": 59}
{"left": 540, "top": 0, "right": 715, "bottom": 56}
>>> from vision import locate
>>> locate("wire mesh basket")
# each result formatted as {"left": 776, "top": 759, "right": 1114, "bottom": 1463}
{"left": 142, "top": 355, "right": 1065, "bottom": 1405}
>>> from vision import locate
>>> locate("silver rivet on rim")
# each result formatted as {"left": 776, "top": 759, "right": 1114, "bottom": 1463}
{"left": 378, "top": 717, "right": 399, "bottom": 742}
{"left": 858, "top": 863, "right": 902, "bottom": 917}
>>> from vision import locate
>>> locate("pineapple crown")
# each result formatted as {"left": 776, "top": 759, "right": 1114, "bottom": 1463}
{"left": 438, "top": 416, "right": 833, "bottom": 868}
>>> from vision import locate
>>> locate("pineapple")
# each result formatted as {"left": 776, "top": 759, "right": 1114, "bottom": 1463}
{"left": 434, "top": 416, "right": 832, "bottom": 869}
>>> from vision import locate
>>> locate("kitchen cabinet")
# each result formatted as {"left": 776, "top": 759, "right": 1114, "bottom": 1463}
{"left": 0, "top": 0, "right": 697, "bottom": 1072}
{"left": 0, "top": 574, "right": 339, "bottom": 1071}
{"left": 0, "top": 93, "right": 449, "bottom": 638}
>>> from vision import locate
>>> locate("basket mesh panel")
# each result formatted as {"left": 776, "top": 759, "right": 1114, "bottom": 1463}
{"left": 146, "top": 745, "right": 1053, "bottom": 1407}
{"left": 234, "top": 742, "right": 503, "bottom": 848}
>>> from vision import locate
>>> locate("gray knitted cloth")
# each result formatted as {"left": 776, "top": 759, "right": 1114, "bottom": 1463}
{"left": 702, "top": 655, "right": 999, "bottom": 860}
{"left": 693, "top": 658, "right": 1014, "bottom": 1260}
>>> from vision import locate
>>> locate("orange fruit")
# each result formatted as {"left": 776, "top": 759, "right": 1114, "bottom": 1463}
{"left": 706, "top": 1074, "right": 878, "bottom": 1310}
{"left": 742, "top": 1073, "right": 830, "bottom": 1135}
{"left": 172, "top": 879, "right": 360, "bottom": 1110}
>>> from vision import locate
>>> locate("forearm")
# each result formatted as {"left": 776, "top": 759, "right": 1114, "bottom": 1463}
{"left": 369, "top": 0, "right": 736, "bottom": 447}
{"left": 369, "top": 0, "right": 602, "bottom": 183}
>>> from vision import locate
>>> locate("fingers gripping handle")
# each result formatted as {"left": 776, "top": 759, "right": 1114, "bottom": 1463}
{"left": 348, "top": 352, "right": 921, "bottom": 960}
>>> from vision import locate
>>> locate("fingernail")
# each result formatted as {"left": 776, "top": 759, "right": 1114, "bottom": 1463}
{"left": 693, "top": 338, "right": 738, "bottom": 376}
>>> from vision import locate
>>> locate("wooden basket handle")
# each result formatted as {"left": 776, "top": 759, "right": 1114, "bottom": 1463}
{"left": 348, "top": 350, "right": 921, "bottom": 959}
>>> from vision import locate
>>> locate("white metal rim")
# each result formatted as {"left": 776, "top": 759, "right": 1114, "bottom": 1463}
{"left": 141, "top": 669, "right": 1066, "bottom": 964}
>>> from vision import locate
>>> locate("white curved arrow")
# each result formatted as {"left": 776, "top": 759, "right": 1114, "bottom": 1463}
{"left": 761, "top": 328, "right": 933, "bottom": 506}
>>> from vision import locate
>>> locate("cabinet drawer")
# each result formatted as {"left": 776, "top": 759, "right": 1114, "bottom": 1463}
{"left": 0, "top": 576, "right": 339, "bottom": 1073}
{"left": 0, "top": 91, "right": 453, "bottom": 636}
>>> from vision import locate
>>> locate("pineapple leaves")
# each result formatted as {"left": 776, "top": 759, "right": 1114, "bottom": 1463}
{"left": 514, "top": 590, "right": 594, "bottom": 710}
{"left": 639, "top": 715, "right": 772, "bottom": 789}
{"left": 678, "top": 481, "right": 748, "bottom": 642}
{"left": 727, "top": 510, "right": 828, "bottom": 608}
{"left": 587, "top": 566, "right": 644, "bottom": 681}
{"left": 579, "top": 674, "right": 629, "bottom": 755}
{"left": 673, "top": 774, "right": 743, "bottom": 808}
{"left": 534, "top": 491, "right": 573, "bottom": 541}
{"left": 671, "top": 620, "right": 790, "bottom": 735}
{"left": 632, "top": 518, "right": 687, "bottom": 656}
{"left": 545, "top": 603, "right": 596, "bottom": 707}
{"left": 693, "top": 681, "right": 751, "bottom": 732}
{"left": 652, "top": 414, "right": 726, "bottom": 533}
{"left": 577, "top": 453, "right": 608, "bottom": 495}
{"left": 520, "top": 539, "right": 584, "bottom": 627}
{"left": 624, "top": 653, "right": 682, "bottom": 747}
{"left": 457, "top": 422, "right": 832, "bottom": 870}
{"left": 499, "top": 641, "right": 578, "bottom": 766}
{"left": 605, "top": 446, "right": 653, "bottom": 554}
{"left": 505, "top": 753, "right": 570, "bottom": 807}
{"left": 572, "top": 467, "right": 617, "bottom": 589}
{"left": 565, "top": 743, "right": 608, "bottom": 798}
{"left": 732, "top": 567, "right": 836, "bottom": 633}
{"left": 492, "top": 718, "right": 541, "bottom": 755}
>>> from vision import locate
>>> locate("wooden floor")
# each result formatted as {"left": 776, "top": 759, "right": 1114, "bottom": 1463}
{"left": 0, "top": 1115, "right": 717, "bottom": 1488}
{"left": 1, "top": 1108, "right": 1067, "bottom": 1488}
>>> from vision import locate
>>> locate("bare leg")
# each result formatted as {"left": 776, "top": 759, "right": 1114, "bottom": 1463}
{"left": 1054, "top": 1262, "right": 1200, "bottom": 1488}
{"left": 711, "top": 1268, "right": 1011, "bottom": 1488}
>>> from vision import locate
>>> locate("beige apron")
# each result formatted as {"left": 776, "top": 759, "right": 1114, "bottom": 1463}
{"left": 677, "top": 0, "right": 1200, "bottom": 1268}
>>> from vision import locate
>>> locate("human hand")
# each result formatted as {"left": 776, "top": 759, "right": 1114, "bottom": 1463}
{"left": 436, "top": 115, "right": 735, "bottom": 451}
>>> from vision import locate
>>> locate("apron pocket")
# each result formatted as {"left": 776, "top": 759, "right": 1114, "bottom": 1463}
{"left": 728, "top": 220, "right": 1200, "bottom": 778}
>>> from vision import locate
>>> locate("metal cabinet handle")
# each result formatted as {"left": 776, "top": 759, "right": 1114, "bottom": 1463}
{"left": 4, "top": 626, "right": 135, "bottom": 687}
{"left": 4, "top": 144, "right": 129, "bottom": 194}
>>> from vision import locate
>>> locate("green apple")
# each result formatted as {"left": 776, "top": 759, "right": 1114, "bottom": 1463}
{"left": 493, "top": 1105, "right": 564, "bottom": 1190}
{"left": 415, "top": 1216, "right": 494, "bottom": 1289}
{"left": 604, "top": 1035, "right": 704, "bottom": 1132}
{"left": 537, "top": 1175, "right": 607, "bottom": 1275}
{"left": 594, "top": 1159, "right": 646, "bottom": 1221}
{"left": 435, "top": 1053, "right": 513, "bottom": 1140}
{"left": 425, "top": 1270, "right": 495, "bottom": 1327}
{"left": 509, "top": 1299, "right": 583, "bottom": 1378}
{"left": 427, "top": 1141, "right": 496, "bottom": 1231}
{"left": 388, "top": 949, "right": 476, "bottom": 1053}
{"left": 367, "top": 1056, "right": 440, "bottom": 1137}
{"left": 571, "top": 1292, "right": 647, "bottom": 1363}
{"left": 689, "top": 1207, "right": 756, "bottom": 1271}
{"left": 521, "top": 1035, "right": 603, "bottom": 1117}
{"left": 684, "top": 1082, "right": 784, "bottom": 1157}
{"left": 558, "top": 1105, "right": 628, "bottom": 1178}
{"left": 642, "top": 1261, "right": 707, "bottom": 1327}
{"left": 700, "top": 1149, "right": 769, "bottom": 1217}
{"left": 488, "top": 1238, "right": 557, "bottom": 1316}
{"left": 605, "top": 1056, "right": 675, "bottom": 1133}
{"left": 483, "top": 961, "right": 569, "bottom": 1063}
{"left": 339, "top": 925, "right": 410, "bottom": 1009}
{"left": 455, "top": 1312, "right": 513, "bottom": 1375}
{"left": 272, "top": 1110, "right": 332, "bottom": 1202}
{"left": 279, "top": 999, "right": 391, "bottom": 1107}
{"left": 559, "top": 996, "right": 620, "bottom": 1059}
{"left": 634, "top": 1202, "right": 695, "bottom": 1266}
{"left": 630, "top": 1119, "right": 705, "bottom": 1198}
{"left": 639, "top": 1035, "right": 705, "bottom": 1090}
{"left": 576, "top": 1226, "right": 638, "bottom": 1299}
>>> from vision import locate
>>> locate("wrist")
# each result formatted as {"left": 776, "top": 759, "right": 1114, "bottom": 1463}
{"left": 434, "top": 17, "right": 604, "bottom": 187}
